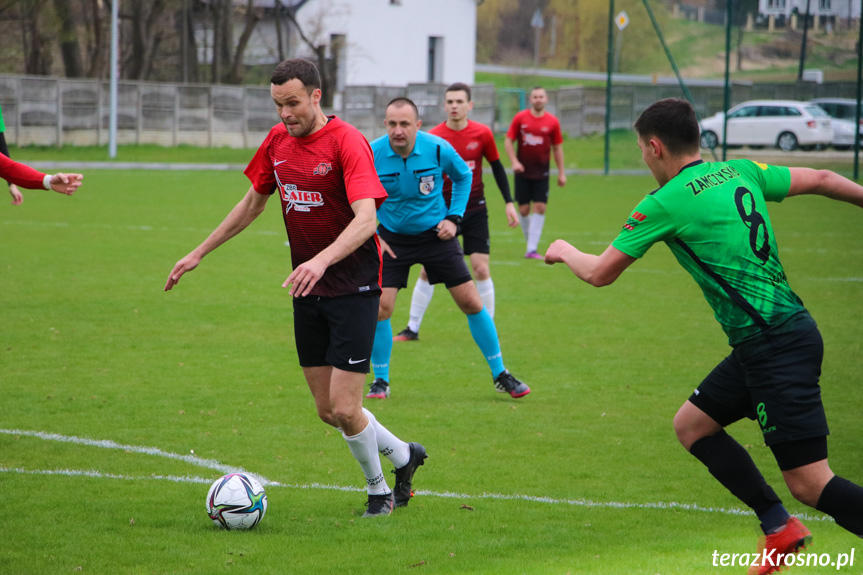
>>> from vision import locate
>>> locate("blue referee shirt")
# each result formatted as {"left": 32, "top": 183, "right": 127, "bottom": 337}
{"left": 371, "top": 130, "right": 472, "bottom": 235}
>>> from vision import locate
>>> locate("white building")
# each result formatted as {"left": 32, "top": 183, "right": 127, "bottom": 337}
{"left": 757, "top": 0, "right": 861, "bottom": 20}
{"left": 237, "top": 0, "right": 477, "bottom": 87}
{"left": 293, "top": 0, "right": 476, "bottom": 87}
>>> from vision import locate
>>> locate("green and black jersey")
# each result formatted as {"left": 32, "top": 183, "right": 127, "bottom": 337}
{"left": 612, "top": 159, "right": 805, "bottom": 346}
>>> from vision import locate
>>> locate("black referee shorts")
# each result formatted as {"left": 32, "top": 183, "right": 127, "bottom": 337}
{"left": 689, "top": 312, "right": 829, "bottom": 452}
{"left": 378, "top": 225, "right": 473, "bottom": 289}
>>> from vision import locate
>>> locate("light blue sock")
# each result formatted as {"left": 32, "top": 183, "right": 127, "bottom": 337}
{"left": 466, "top": 308, "right": 505, "bottom": 379}
{"left": 371, "top": 319, "right": 392, "bottom": 382}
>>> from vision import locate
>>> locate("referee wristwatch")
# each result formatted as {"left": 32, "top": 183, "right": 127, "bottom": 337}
{"left": 444, "top": 214, "right": 463, "bottom": 227}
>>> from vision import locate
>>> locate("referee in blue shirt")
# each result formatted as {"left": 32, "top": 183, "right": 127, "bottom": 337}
{"left": 366, "top": 97, "right": 530, "bottom": 400}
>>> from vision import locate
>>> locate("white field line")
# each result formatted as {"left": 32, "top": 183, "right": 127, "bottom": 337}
{"left": 0, "top": 428, "right": 834, "bottom": 524}
{"left": 1, "top": 219, "right": 281, "bottom": 237}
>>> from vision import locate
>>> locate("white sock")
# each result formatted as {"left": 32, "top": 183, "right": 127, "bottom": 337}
{"left": 343, "top": 421, "right": 390, "bottom": 495}
{"left": 407, "top": 277, "right": 435, "bottom": 333}
{"left": 518, "top": 213, "right": 530, "bottom": 242}
{"left": 363, "top": 408, "right": 410, "bottom": 468}
{"left": 476, "top": 278, "right": 495, "bottom": 318}
{"left": 527, "top": 213, "right": 546, "bottom": 254}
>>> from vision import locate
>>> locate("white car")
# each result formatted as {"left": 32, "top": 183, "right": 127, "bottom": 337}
{"left": 699, "top": 100, "right": 832, "bottom": 152}
{"left": 809, "top": 98, "right": 863, "bottom": 150}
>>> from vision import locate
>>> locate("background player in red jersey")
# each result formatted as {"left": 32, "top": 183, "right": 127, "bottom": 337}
{"left": 393, "top": 83, "right": 518, "bottom": 341}
{"left": 0, "top": 104, "right": 24, "bottom": 205}
{"left": 0, "top": 154, "right": 82, "bottom": 197}
{"left": 504, "top": 86, "right": 566, "bottom": 259}
{"left": 165, "top": 59, "right": 426, "bottom": 518}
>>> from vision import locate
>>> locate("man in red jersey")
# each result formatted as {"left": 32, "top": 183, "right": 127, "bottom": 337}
{"left": 0, "top": 154, "right": 82, "bottom": 196}
{"left": 165, "top": 59, "right": 426, "bottom": 518}
{"left": 504, "top": 86, "right": 566, "bottom": 259}
{"left": 393, "top": 83, "right": 518, "bottom": 342}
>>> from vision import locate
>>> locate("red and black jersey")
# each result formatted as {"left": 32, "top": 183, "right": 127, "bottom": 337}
{"left": 506, "top": 110, "right": 563, "bottom": 180}
{"left": 0, "top": 154, "right": 46, "bottom": 189}
{"left": 430, "top": 120, "right": 499, "bottom": 213}
{"left": 244, "top": 116, "right": 388, "bottom": 298}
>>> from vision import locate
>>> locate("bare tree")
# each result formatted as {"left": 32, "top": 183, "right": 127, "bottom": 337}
{"left": 273, "top": 0, "right": 285, "bottom": 62}
{"left": 209, "top": 0, "right": 229, "bottom": 83}
{"left": 53, "top": 0, "right": 85, "bottom": 77}
{"left": 283, "top": 5, "right": 333, "bottom": 106}
{"left": 177, "top": 0, "right": 199, "bottom": 83}
{"left": 81, "top": 0, "right": 110, "bottom": 78}
{"left": 20, "top": 0, "right": 53, "bottom": 75}
{"left": 125, "top": 1, "right": 169, "bottom": 80}
{"left": 225, "top": 0, "right": 262, "bottom": 84}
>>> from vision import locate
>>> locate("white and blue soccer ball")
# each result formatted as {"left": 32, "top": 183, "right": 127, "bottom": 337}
{"left": 206, "top": 473, "right": 268, "bottom": 530}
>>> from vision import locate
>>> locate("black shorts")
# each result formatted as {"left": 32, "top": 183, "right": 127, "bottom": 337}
{"left": 514, "top": 175, "right": 549, "bottom": 205}
{"left": 378, "top": 225, "right": 473, "bottom": 289}
{"left": 689, "top": 311, "right": 829, "bottom": 448}
{"left": 460, "top": 209, "right": 490, "bottom": 256}
{"left": 292, "top": 293, "right": 379, "bottom": 373}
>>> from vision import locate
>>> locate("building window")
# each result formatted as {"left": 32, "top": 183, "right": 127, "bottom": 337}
{"left": 427, "top": 36, "right": 443, "bottom": 83}
{"left": 390, "top": 0, "right": 401, "bottom": 5}
{"left": 767, "top": 0, "right": 786, "bottom": 8}
{"left": 818, "top": 0, "right": 831, "bottom": 9}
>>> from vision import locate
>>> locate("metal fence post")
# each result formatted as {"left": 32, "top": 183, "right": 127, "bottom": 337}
{"left": 137, "top": 83, "right": 144, "bottom": 145}
{"left": 174, "top": 88, "right": 180, "bottom": 147}
{"left": 208, "top": 86, "right": 214, "bottom": 148}
{"left": 243, "top": 86, "right": 249, "bottom": 148}
{"left": 56, "top": 78, "right": 63, "bottom": 148}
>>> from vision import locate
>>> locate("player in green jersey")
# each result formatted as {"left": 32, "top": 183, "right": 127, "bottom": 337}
{"left": 545, "top": 98, "right": 863, "bottom": 573}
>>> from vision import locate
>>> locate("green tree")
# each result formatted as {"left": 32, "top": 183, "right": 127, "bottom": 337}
{"left": 476, "top": 0, "right": 518, "bottom": 63}
{"left": 544, "top": 0, "right": 669, "bottom": 72}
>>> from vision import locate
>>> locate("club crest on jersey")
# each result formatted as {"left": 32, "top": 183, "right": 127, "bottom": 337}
{"left": 419, "top": 175, "right": 435, "bottom": 195}
{"left": 281, "top": 183, "right": 324, "bottom": 213}
{"left": 313, "top": 162, "right": 332, "bottom": 176}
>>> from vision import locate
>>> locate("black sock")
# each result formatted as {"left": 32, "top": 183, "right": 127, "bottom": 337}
{"left": 816, "top": 475, "right": 863, "bottom": 537}
{"left": 689, "top": 430, "right": 784, "bottom": 524}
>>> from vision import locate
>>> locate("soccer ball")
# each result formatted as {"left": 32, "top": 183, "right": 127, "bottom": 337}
{"left": 206, "top": 473, "right": 268, "bottom": 530}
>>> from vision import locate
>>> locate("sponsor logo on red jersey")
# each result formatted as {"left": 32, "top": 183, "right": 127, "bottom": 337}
{"left": 466, "top": 141, "right": 480, "bottom": 151}
{"left": 281, "top": 183, "right": 324, "bottom": 213}
{"left": 313, "top": 162, "right": 332, "bottom": 176}
{"left": 523, "top": 133, "right": 544, "bottom": 146}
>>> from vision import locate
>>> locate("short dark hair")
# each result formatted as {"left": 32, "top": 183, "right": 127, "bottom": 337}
{"left": 634, "top": 98, "right": 700, "bottom": 156}
{"left": 386, "top": 97, "right": 419, "bottom": 119}
{"left": 530, "top": 86, "right": 545, "bottom": 95}
{"left": 445, "top": 82, "right": 472, "bottom": 102}
{"left": 271, "top": 59, "right": 320, "bottom": 93}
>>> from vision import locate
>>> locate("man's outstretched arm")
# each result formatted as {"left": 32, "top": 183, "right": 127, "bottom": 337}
{"left": 787, "top": 167, "right": 863, "bottom": 208}
{"left": 545, "top": 241, "right": 637, "bottom": 287}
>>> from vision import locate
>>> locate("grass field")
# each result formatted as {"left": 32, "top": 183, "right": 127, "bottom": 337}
{"left": 1, "top": 159, "right": 862, "bottom": 574}
{"left": 11, "top": 132, "right": 863, "bottom": 178}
